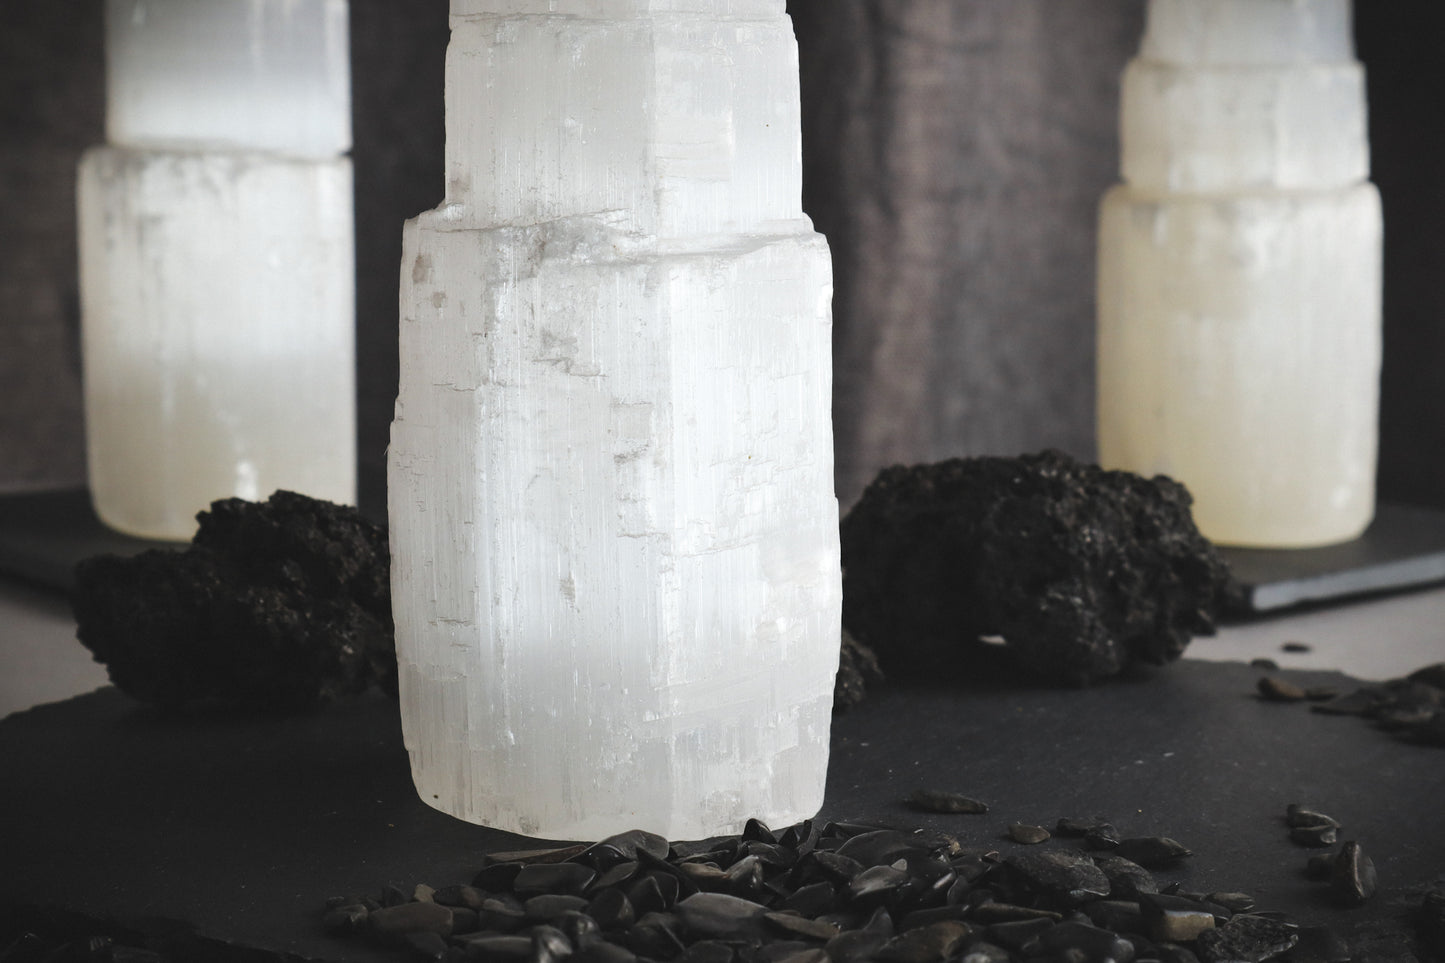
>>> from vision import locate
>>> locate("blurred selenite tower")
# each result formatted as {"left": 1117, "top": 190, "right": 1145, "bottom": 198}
{"left": 78, "top": 0, "right": 356, "bottom": 540}
{"left": 389, "top": 0, "right": 842, "bottom": 839}
{"left": 1097, "top": 0, "right": 1382, "bottom": 547}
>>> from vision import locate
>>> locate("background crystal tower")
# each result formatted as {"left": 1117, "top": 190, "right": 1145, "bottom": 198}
{"left": 78, "top": 0, "right": 356, "bottom": 540}
{"left": 1097, "top": 0, "right": 1382, "bottom": 547}
{"left": 389, "top": 0, "right": 841, "bottom": 839}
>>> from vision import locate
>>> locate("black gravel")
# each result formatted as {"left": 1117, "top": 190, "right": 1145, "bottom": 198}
{"left": 1256, "top": 662, "right": 1445, "bottom": 748}
{"left": 322, "top": 818, "right": 1372, "bottom": 963}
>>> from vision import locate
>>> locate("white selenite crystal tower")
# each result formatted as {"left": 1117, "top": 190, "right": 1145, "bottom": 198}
{"left": 78, "top": 0, "right": 356, "bottom": 540}
{"left": 389, "top": 0, "right": 841, "bottom": 839}
{"left": 1097, "top": 0, "right": 1383, "bottom": 547}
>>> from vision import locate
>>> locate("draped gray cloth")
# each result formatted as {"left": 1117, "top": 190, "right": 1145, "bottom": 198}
{"left": 790, "top": 1, "right": 1143, "bottom": 505}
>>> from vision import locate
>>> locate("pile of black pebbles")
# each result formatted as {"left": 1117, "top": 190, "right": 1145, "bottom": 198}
{"left": 1256, "top": 663, "right": 1445, "bottom": 747}
{"left": 323, "top": 816, "right": 1395, "bottom": 963}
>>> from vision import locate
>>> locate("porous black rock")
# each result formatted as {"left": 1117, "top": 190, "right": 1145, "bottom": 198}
{"left": 73, "top": 491, "right": 395, "bottom": 712}
{"left": 839, "top": 451, "right": 1229, "bottom": 684}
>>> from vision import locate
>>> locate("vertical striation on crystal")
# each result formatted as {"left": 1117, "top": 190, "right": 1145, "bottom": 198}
{"left": 79, "top": 0, "right": 356, "bottom": 540}
{"left": 1097, "top": 0, "right": 1382, "bottom": 548}
{"left": 389, "top": 0, "right": 841, "bottom": 839}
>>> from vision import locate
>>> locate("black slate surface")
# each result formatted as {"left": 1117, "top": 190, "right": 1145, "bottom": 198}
{"left": 1220, "top": 503, "right": 1445, "bottom": 613}
{"left": 2, "top": 659, "right": 1441, "bottom": 961}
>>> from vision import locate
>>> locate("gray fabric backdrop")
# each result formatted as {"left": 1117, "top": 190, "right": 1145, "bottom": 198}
{"left": 2, "top": 1, "right": 1441, "bottom": 517}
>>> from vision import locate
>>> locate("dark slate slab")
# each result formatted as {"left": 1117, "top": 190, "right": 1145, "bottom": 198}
{"left": 1219, "top": 503, "right": 1445, "bottom": 614}
{"left": 2, "top": 659, "right": 1440, "bottom": 961}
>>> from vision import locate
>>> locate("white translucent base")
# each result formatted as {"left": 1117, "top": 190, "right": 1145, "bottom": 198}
{"left": 389, "top": 212, "right": 840, "bottom": 839}
{"left": 105, "top": 0, "right": 351, "bottom": 156}
{"left": 1097, "top": 183, "right": 1382, "bottom": 548}
{"left": 1121, "top": 59, "right": 1366, "bottom": 193}
{"left": 78, "top": 147, "right": 356, "bottom": 540}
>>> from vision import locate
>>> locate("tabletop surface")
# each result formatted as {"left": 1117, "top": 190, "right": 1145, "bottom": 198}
{"left": 2, "top": 656, "right": 1440, "bottom": 962}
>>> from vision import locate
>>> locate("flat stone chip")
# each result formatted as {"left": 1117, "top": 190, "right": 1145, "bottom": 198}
{"left": 906, "top": 789, "right": 989, "bottom": 815}
{"left": 1329, "top": 841, "right": 1377, "bottom": 905}
{"left": 1007, "top": 823, "right": 1051, "bottom": 845}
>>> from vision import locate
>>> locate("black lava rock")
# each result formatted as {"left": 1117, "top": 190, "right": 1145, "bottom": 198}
{"left": 839, "top": 451, "right": 1228, "bottom": 685}
{"left": 835, "top": 628, "right": 885, "bottom": 710}
{"left": 73, "top": 491, "right": 395, "bottom": 713}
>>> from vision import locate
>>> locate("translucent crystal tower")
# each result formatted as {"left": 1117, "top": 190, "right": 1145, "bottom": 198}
{"left": 389, "top": 0, "right": 841, "bottom": 839}
{"left": 1097, "top": 0, "right": 1382, "bottom": 547}
{"left": 78, "top": 0, "right": 355, "bottom": 539}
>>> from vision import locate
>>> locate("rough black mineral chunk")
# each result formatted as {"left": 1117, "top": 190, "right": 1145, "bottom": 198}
{"left": 1003, "top": 849, "right": 1111, "bottom": 906}
{"left": 1194, "top": 914, "right": 1298, "bottom": 963}
{"left": 839, "top": 451, "right": 1229, "bottom": 684}
{"left": 1112, "top": 837, "right": 1192, "bottom": 870}
{"left": 73, "top": 491, "right": 395, "bottom": 712}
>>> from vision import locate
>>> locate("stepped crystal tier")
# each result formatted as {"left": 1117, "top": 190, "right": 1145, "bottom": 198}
{"left": 81, "top": 0, "right": 356, "bottom": 540}
{"left": 78, "top": 148, "right": 356, "bottom": 539}
{"left": 106, "top": 0, "right": 351, "bottom": 157}
{"left": 1121, "top": 60, "right": 1366, "bottom": 192}
{"left": 1097, "top": 0, "right": 1381, "bottom": 548}
{"left": 390, "top": 0, "right": 841, "bottom": 839}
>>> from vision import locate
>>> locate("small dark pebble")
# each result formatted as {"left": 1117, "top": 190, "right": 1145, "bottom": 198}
{"left": 1081, "top": 823, "right": 1121, "bottom": 851}
{"left": 1024, "top": 920, "right": 1135, "bottom": 963}
{"left": 1303, "top": 686, "right": 1340, "bottom": 702}
{"left": 1205, "top": 892, "right": 1255, "bottom": 914}
{"left": 1284, "top": 804, "right": 1341, "bottom": 830}
{"left": 1282, "top": 641, "right": 1313, "bottom": 653}
{"left": 457, "top": 934, "right": 532, "bottom": 961}
{"left": 515, "top": 862, "right": 598, "bottom": 897}
{"left": 875, "top": 920, "right": 972, "bottom": 963}
{"left": 1250, "top": 658, "right": 1280, "bottom": 670}
{"left": 574, "top": 942, "right": 638, "bottom": 963}
{"left": 1194, "top": 914, "right": 1299, "bottom": 963}
{"left": 369, "top": 901, "right": 454, "bottom": 938}
{"left": 1093, "top": 854, "right": 1160, "bottom": 898}
{"left": 1055, "top": 817, "right": 1111, "bottom": 838}
{"left": 1310, "top": 689, "right": 1382, "bottom": 716}
{"left": 969, "top": 903, "right": 1062, "bottom": 924}
{"left": 526, "top": 894, "right": 591, "bottom": 922}
{"left": 1329, "top": 841, "right": 1377, "bottom": 905}
{"left": 1289, "top": 824, "right": 1339, "bottom": 848}
{"left": 1257, "top": 676, "right": 1307, "bottom": 702}
{"left": 1004, "top": 848, "right": 1111, "bottom": 905}
{"left": 1156, "top": 943, "right": 1202, "bottom": 963}
{"left": 1142, "top": 894, "right": 1217, "bottom": 943}
{"left": 763, "top": 911, "right": 839, "bottom": 942}
{"left": 675, "top": 892, "right": 767, "bottom": 940}
{"left": 401, "top": 931, "right": 445, "bottom": 960}
{"left": 678, "top": 940, "right": 734, "bottom": 963}
{"left": 1005, "top": 823, "right": 1050, "bottom": 845}
{"left": 906, "top": 789, "right": 989, "bottom": 815}
{"left": 1112, "top": 837, "right": 1192, "bottom": 869}
{"left": 959, "top": 941, "right": 1012, "bottom": 963}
